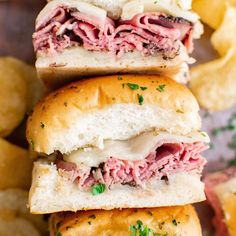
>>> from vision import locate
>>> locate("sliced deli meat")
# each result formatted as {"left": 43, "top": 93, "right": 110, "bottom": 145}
{"left": 57, "top": 141, "right": 208, "bottom": 189}
{"left": 33, "top": 5, "right": 194, "bottom": 59}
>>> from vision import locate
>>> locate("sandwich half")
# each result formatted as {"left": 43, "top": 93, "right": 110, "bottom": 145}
{"left": 49, "top": 205, "right": 202, "bottom": 236}
{"left": 26, "top": 74, "right": 209, "bottom": 214}
{"left": 33, "top": 0, "right": 203, "bottom": 87}
{"left": 204, "top": 167, "right": 236, "bottom": 236}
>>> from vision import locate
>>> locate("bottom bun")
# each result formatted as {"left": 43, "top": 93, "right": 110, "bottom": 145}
{"left": 36, "top": 46, "right": 191, "bottom": 88}
{"left": 29, "top": 161, "right": 205, "bottom": 214}
{"left": 49, "top": 205, "right": 202, "bottom": 236}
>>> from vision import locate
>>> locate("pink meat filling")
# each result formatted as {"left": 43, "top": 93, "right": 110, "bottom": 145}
{"left": 204, "top": 167, "right": 236, "bottom": 236}
{"left": 33, "top": 6, "right": 194, "bottom": 58}
{"left": 57, "top": 142, "right": 207, "bottom": 189}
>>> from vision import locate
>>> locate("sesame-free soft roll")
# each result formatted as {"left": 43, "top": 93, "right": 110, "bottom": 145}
{"left": 49, "top": 205, "right": 202, "bottom": 236}
{"left": 33, "top": 0, "right": 203, "bottom": 87}
{"left": 27, "top": 75, "right": 209, "bottom": 214}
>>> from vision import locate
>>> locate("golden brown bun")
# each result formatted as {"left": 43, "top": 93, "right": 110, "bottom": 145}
{"left": 49, "top": 205, "right": 202, "bottom": 236}
{"left": 26, "top": 75, "right": 200, "bottom": 155}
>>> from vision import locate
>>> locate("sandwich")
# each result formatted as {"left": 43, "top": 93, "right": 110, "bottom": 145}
{"left": 33, "top": 0, "right": 203, "bottom": 87}
{"left": 204, "top": 166, "right": 236, "bottom": 236}
{"left": 49, "top": 205, "right": 202, "bottom": 236}
{"left": 26, "top": 74, "right": 209, "bottom": 214}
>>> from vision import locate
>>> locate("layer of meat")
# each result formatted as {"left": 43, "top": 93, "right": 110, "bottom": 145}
{"left": 57, "top": 142, "right": 207, "bottom": 189}
{"left": 33, "top": 6, "right": 193, "bottom": 58}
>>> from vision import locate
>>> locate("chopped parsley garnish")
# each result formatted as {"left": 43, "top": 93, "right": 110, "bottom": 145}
{"left": 88, "top": 214, "right": 96, "bottom": 219}
{"left": 88, "top": 221, "right": 91, "bottom": 225}
{"left": 156, "top": 84, "right": 166, "bottom": 92}
{"left": 29, "top": 139, "right": 34, "bottom": 151}
{"left": 154, "top": 0, "right": 158, "bottom": 3}
{"left": 140, "top": 86, "right": 148, "bottom": 91}
{"left": 127, "top": 83, "right": 140, "bottom": 90}
{"left": 172, "top": 219, "right": 178, "bottom": 226}
{"left": 137, "top": 94, "right": 144, "bottom": 105}
{"left": 117, "top": 76, "right": 123, "bottom": 80}
{"left": 91, "top": 183, "right": 105, "bottom": 196}
{"left": 129, "top": 220, "right": 167, "bottom": 236}
{"left": 200, "top": 132, "right": 207, "bottom": 137}
{"left": 40, "top": 122, "right": 45, "bottom": 128}
{"left": 55, "top": 232, "right": 62, "bottom": 236}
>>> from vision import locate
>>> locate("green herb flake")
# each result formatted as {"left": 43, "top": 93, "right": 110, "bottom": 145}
{"left": 117, "top": 76, "right": 123, "bottom": 80}
{"left": 130, "top": 225, "right": 137, "bottom": 236}
{"left": 200, "top": 132, "right": 207, "bottom": 137}
{"left": 88, "top": 214, "right": 96, "bottom": 219}
{"left": 129, "top": 220, "right": 164, "bottom": 236}
{"left": 156, "top": 84, "right": 166, "bottom": 92}
{"left": 91, "top": 183, "right": 105, "bottom": 195}
{"left": 137, "top": 94, "right": 144, "bottom": 105}
{"left": 40, "top": 122, "right": 45, "bottom": 128}
{"left": 172, "top": 219, "right": 178, "bottom": 226}
{"left": 140, "top": 86, "right": 148, "bottom": 91}
{"left": 55, "top": 232, "right": 62, "bottom": 236}
{"left": 29, "top": 139, "right": 34, "bottom": 151}
{"left": 88, "top": 221, "right": 91, "bottom": 225}
{"left": 127, "top": 83, "right": 140, "bottom": 90}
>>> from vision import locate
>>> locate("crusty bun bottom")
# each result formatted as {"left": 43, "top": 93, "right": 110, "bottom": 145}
{"left": 36, "top": 46, "right": 192, "bottom": 88}
{"left": 29, "top": 161, "right": 205, "bottom": 214}
{"left": 49, "top": 205, "right": 202, "bottom": 236}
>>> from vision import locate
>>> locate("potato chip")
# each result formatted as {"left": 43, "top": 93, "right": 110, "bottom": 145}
{"left": 0, "top": 218, "right": 40, "bottom": 236}
{"left": 0, "top": 59, "right": 27, "bottom": 137}
{"left": 0, "top": 188, "right": 48, "bottom": 236}
{"left": 0, "top": 57, "right": 47, "bottom": 137}
{"left": 1, "top": 57, "right": 47, "bottom": 112}
{"left": 211, "top": 6, "right": 236, "bottom": 56}
{"left": 192, "top": 0, "right": 235, "bottom": 29}
{"left": 190, "top": 47, "right": 236, "bottom": 111}
{"left": 0, "top": 138, "right": 32, "bottom": 190}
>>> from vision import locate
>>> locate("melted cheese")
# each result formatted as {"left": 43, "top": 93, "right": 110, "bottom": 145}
{"left": 64, "top": 131, "right": 209, "bottom": 167}
{"left": 121, "top": 0, "right": 199, "bottom": 22}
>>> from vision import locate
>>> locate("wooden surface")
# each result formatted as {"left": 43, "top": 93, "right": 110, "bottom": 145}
{"left": 0, "top": 0, "right": 45, "bottom": 64}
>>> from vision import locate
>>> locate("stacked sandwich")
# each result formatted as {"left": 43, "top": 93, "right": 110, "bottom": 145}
{"left": 29, "top": 1, "right": 209, "bottom": 235}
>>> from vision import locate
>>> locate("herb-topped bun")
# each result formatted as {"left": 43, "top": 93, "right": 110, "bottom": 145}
{"left": 27, "top": 75, "right": 209, "bottom": 214}
{"left": 50, "top": 205, "right": 202, "bottom": 236}
{"left": 27, "top": 74, "right": 201, "bottom": 154}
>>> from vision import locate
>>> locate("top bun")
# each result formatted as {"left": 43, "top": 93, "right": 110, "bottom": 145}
{"left": 26, "top": 75, "right": 200, "bottom": 154}
{"left": 49, "top": 205, "right": 202, "bottom": 236}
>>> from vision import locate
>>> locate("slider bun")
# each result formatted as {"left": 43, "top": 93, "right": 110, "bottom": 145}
{"left": 26, "top": 74, "right": 200, "bottom": 155}
{"left": 49, "top": 205, "right": 202, "bottom": 236}
{"left": 29, "top": 161, "right": 205, "bottom": 214}
{"left": 36, "top": 47, "right": 191, "bottom": 88}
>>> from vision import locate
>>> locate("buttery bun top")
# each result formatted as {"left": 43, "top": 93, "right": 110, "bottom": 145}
{"left": 50, "top": 205, "right": 202, "bottom": 236}
{"left": 26, "top": 74, "right": 201, "bottom": 154}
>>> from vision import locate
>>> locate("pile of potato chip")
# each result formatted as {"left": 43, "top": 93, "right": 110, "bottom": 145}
{"left": 0, "top": 57, "right": 47, "bottom": 236}
{"left": 190, "top": 0, "right": 236, "bottom": 111}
